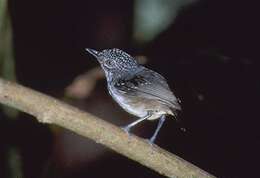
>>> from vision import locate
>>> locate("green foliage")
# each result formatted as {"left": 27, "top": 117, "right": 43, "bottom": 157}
{"left": 133, "top": 0, "right": 180, "bottom": 43}
{"left": 0, "top": 0, "right": 18, "bottom": 118}
{"left": 7, "top": 148, "right": 23, "bottom": 178}
{"left": 133, "top": 0, "right": 196, "bottom": 44}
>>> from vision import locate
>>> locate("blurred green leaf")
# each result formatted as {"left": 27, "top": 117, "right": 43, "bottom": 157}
{"left": 8, "top": 147, "right": 23, "bottom": 178}
{"left": 133, "top": 0, "right": 197, "bottom": 43}
{"left": 0, "top": 0, "right": 19, "bottom": 118}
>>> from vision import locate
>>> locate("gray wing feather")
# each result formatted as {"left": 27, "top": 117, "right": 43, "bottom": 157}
{"left": 114, "top": 67, "right": 181, "bottom": 110}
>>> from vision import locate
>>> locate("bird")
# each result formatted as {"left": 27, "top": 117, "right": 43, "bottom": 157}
{"left": 86, "top": 48, "right": 181, "bottom": 144}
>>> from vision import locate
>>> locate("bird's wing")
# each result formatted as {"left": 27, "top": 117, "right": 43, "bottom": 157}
{"left": 114, "top": 68, "right": 181, "bottom": 110}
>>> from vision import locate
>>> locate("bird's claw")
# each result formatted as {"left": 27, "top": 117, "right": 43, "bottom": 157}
{"left": 145, "top": 138, "right": 155, "bottom": 146}
{"left": 121, "top": 126, "right": 131, "bottom": 137}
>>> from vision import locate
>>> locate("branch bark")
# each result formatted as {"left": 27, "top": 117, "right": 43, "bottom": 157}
{"left": 0, "top": 78, "right": 216, "bottom": 178}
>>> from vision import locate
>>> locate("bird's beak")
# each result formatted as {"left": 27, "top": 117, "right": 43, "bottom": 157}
{"left": 85, "top": 48, "right": 100, "bottom": 58}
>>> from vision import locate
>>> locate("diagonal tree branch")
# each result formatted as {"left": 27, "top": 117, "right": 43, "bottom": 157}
{"left": 0, "top": 78, "right": 216, "bottom": 178}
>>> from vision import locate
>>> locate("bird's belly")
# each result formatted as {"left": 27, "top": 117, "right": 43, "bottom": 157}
{"left": 108, "top": 88, "right": 147, "bottom": 118}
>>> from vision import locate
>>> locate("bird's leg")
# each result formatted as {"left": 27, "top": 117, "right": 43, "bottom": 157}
{"left": 121, "top": 111, "right": 152, "bottom": 135}
{"left": 149, "top": 115, "right": 166, "bottom": 144}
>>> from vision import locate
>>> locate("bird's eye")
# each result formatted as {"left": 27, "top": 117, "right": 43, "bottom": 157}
{"left": 104, "top": 60, "right": 114, "bottom": 68}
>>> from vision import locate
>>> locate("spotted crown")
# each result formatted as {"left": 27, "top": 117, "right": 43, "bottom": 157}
{"left": 100, "top": 48, "right": 139, "bottom": 70}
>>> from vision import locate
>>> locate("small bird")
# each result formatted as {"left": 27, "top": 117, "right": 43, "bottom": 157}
{"left": 86, "top": 48, "right": 181, "bottom": 144}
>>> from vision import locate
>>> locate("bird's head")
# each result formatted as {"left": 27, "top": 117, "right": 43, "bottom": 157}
{"left": 86, "top": 48, "right": 139, "bottom": 80}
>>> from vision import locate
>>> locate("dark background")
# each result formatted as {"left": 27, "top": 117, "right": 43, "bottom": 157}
{"left": 1, "top": 0, "right": 260, "bottom": 177}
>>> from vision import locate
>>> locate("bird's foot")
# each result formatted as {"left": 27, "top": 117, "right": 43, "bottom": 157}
{"left": 149, "top": 136, "right": 156, "bottom": 144}
{"left": 145, "top": 138, "right": 155, "bottom": 146}
{"left": 121, "top": 126, "right": 131, "bottom": 138}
